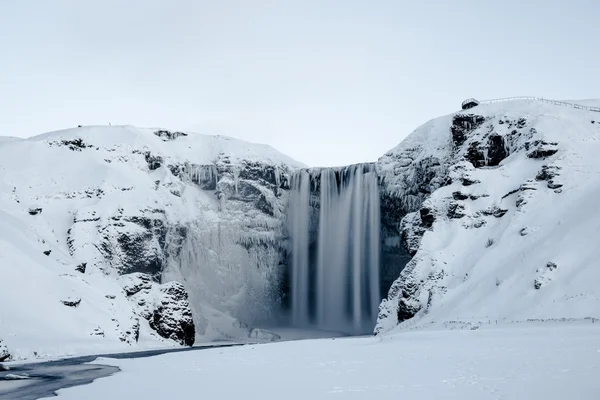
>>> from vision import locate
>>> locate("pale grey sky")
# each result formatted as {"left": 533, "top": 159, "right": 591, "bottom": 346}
{"left": 1, "top": 0, "right": 599, "bottom": 167}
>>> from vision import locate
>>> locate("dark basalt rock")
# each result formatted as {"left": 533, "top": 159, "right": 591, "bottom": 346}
{"left": 501, "top": 188, "right": 520, "bottom": 199}
{"left": 122, "top": 272, "right": 154, "bottom": 296}
{"left": 148, "top": 282, "right": 195, "bottom": 346}
{"left": 452, "top": 191, "right": 469, "bottom": 200}
{"left": 234, "top": 181, "right": 263, "bottom": 200}
{"left": 61, "top": 297, "right": 82, "bottom": 307}
{"left": 168, "top": 163, "right": 219, "bottom": 190}
{"left": 95, "top": 210, "right": 170, "bottom": 277}
{"left": 115, "top": 227, "right": 164, "bottom": 276}
{"left": 49, "top": 138, "right": 93, "bottom": 151}
{"left": 43, "top": 250, "right": 51, "bottom": 256}
{"left": 167, "top": 164, "right": 182, "bottom": 177}
{"left": 461, "top": 176, "right": 480, "bottom": 186}
{"left": 255, "top": 194, "right": 274, "bottom": 216}
{"left": 154, "top": 130, "right": 188, "bottom": 141}
{"left": 481, "top": 206, "right": 508, "bottom": 218}
{"left": 28, "top": 207, "right": 42, "bottom": 215}
{"left": 465, "top": 134, "right": 508, "bottom": 168}
{"left": 238, "top": 161, "right": 281, "bottom": 187}
{"left": 419, "top": 207, "right": 436, "bottom": 228}
{"left": 447, "top": 202, "right": 466, "bottom": 219}
{"left": 144, "top": 152, "right": 163, "bottom": 170}
{"left": 123, "top": 318, "right": 140, "bottom": 343}
{"left": 547, "top": 181, "right": 563, "bottom": 189}
{"left": 526, "top": 140, "right": 559, "bottom": 159}
{"left": 486, "top": 134, "right": 508, "bottom": 166}
{"left": 397, "top": 282, "right": 420, "bottom": 322}
{"left": 380, "top": 192, "right": 405, "bottom": 231}
{"left": 536, "top": 165, "right": 561, "bottom": 181}
{"left": 470, "top": 194, "right": 487, "bottom": 200}
{"left": 75, "top": 262, "right": 87, "bottom": 273}
{"left": 451, "top": 114, "right": 486, "bottom": 147}
{"left": 520, "top": 180, "right": 538, "bottom": 191}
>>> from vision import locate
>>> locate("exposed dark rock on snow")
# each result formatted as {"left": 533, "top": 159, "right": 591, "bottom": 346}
{"left": 28, "top": 207, "right": 42, "bottom": 215}
{"left": 419, "top": 206, "right": 436, "bottom": 227}
{"left": 447, "top": 202, "right": 466, "bottom": 219}
{"left": 534, "top": 262, "right": 558, "bottom": 290}
{"left": 460, "top": 176, "right": 480, "bottom": 186}
{"left": 400, "top": 213, "right": 426, "bottom": 257}
{"left": 374, "top": 102, "right": 583, "bottom": 335}
{"left": 526, "top": 140, "right": 559, "bottom": 159}
{"left": 122, "top": 273, "right": 153, "bottom": 296}
{"left": 377, "top": 143, "right": 449, "bottom": 296}
{"left": 466, "top": 134, "right": 508, "bottom": 167}
{"left": 0, "top": 341, "right": 10, "bottom": 362}
{"left": 547, "top": 181, "right": 563, "bottom": 189}
{"left": 68, "top": 208, "right": 171, "bottom": 277}
{"left": 154, "top": 130, "right": 188, "bottom": 141}
{"left": 451, "top": 114, "right": 485, "bottom": 147}
{"left": 536, "top": 165, "right": 561, "bottom": 181}
{"left": 120, "top": 273, "right": 195, "bottom": 346}
{"left": 480, "top": 206, "right": 508, "bottom": 218}
{"left": 149, "top": 282, "right": 195, "bottom": 346}
{"left": 130, "top": 275, "right": 193, "bottom": 345}
{"left": 43, "top": 250, "right": 51, "bottom": 256}
{"left": 75, "top": 263, "right": 86, "bottom": 274}
{"left": 452, "top": 191, "right": 469, "bottom": 200}
{"left": 48, "top": 138, "right": 93, "bottom": 151}
{"left": 144, "top": 152, "right": 163, "bottom": 170}
{"left": 61, "top": 298, "right": 82, "bottom": 307}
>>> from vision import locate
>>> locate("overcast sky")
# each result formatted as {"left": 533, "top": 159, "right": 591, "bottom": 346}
{"left": 1, "top": 1, "right": 599, "bottom": 167}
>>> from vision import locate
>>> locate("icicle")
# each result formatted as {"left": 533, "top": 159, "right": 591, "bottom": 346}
{"left": 233, "top": 167, "right": 240, "bottom": 195}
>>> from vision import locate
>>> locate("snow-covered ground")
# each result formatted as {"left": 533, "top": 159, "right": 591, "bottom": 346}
{"left": 53, "top": 322, "right": 600, "bottom": 400}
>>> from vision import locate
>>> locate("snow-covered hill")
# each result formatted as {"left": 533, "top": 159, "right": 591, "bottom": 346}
{"left": 376, "top": 99, "right": 600, "bottom": 333}
{"left": 3, "top": 99, "right": 600, "bottom": 360}
{"left": 0, "top": 126, "right": 303, "bottom": 360}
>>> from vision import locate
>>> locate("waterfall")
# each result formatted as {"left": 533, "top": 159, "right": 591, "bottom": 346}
{"left": 287, "top": 163, "right": 380, "bottom": 334}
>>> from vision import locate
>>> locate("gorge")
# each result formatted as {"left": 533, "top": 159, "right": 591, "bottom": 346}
{"left": 2, "top": 98, "right": 600, "bottom": 361}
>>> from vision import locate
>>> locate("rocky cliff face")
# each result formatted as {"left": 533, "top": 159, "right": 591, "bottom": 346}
{"left": 0, "top": 125, "right": 303, "bottom": 360}
{"left": 375, "top": 100, "right": 600, "bottom": 334}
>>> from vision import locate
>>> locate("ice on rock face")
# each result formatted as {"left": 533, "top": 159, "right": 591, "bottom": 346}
{"left": 0, "top": 125, "right": 304, "bottom": 359}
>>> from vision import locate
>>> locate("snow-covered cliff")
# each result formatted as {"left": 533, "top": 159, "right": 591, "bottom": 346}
{"left": 375, "top": 99, "right": 600, "bottom": 333}
{"left": 3, "top": 99, "right": 600, "bottom": 359}
{"left": 0, "top": 126, "right": 303, "bottom": 360}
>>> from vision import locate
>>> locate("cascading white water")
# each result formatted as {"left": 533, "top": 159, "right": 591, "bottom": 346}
{"left": 288, "top": 163, "right": 380, "bottom": 334}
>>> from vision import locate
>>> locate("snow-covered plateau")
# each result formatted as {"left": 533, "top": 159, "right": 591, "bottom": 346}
{"left": 1, "top": 98, "right": 600, "bottom": 364}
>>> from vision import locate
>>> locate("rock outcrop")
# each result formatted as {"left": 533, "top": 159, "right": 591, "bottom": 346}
{"left": 375, "top": 100, "right": 599, "bottom": 334}
{"left": 120, "top": 273, "right": 195, "bottom": 346}
{"left": 0, "top": 125, "right": 304, "bottom": 359}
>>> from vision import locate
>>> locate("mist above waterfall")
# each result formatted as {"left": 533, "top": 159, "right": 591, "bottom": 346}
{"left": 287, "top": 163, "right": 380, "bottom": 335}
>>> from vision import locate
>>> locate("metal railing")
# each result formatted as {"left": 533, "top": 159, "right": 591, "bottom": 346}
{"left": 478, "top": 96, "right": 600, "bottom": 113}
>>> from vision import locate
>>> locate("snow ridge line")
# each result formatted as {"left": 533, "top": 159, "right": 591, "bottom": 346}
{"left": 478, "top": 96, "right": 600, "bottom": 112}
